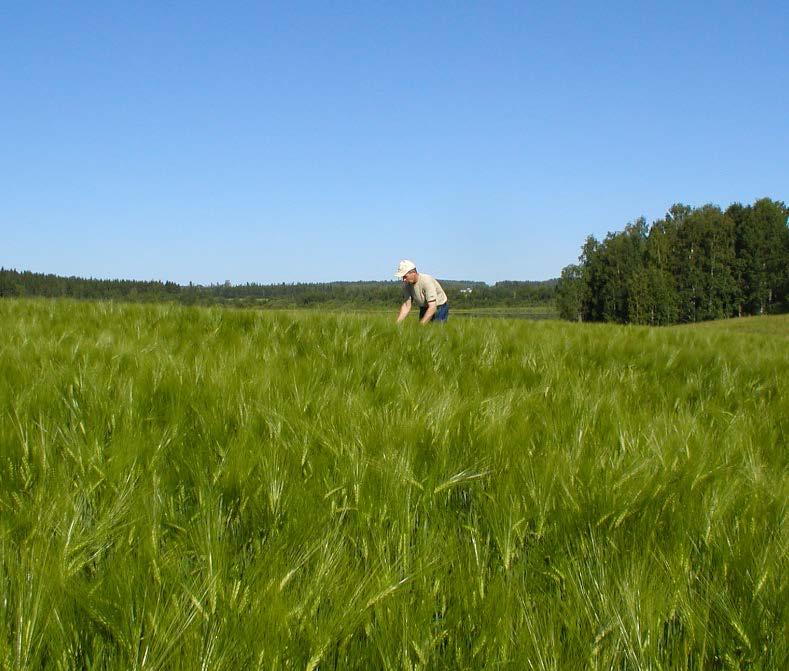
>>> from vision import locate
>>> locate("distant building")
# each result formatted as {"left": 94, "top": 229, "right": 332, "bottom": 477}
{"left": 460, "top": 288, "right": 473, "bottom": 294}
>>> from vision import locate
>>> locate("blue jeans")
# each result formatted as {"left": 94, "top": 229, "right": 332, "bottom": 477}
{"left": 419, "top": 303, "right": 449, "bottom": 322}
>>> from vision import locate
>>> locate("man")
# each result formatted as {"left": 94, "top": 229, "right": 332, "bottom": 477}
{"left": 395, "top": 260, "right": 449, "bottom": 324}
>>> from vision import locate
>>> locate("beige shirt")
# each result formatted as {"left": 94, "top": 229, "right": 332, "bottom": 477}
{"left": 402, "top": 273, "right": 448, "bottom": 308}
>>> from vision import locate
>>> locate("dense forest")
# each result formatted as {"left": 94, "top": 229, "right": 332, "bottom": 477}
{"left": 0, "top": 269, "right": 557, "bottom": 310}
{"left": 557, "top": 198, "right": 789, "bottom": 324}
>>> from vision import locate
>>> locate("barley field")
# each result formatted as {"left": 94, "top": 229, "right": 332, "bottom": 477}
{"left": 1, "top": 300, "right": 786, "bottom": 670}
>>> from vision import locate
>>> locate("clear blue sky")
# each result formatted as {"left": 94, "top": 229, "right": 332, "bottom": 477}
{"left": 2, "top": 1, "right": 787, "bottom": 284}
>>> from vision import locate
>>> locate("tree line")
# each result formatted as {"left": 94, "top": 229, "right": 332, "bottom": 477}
{"left": 556, "top": 198, "right": 789, "bottom": 324}
{"left": 0, "top": 269, "right": 557, "bottom": 309}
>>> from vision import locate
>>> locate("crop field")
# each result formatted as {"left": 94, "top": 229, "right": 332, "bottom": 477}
{"left": 1, "top": 299, "right": 787, "bottom": 670}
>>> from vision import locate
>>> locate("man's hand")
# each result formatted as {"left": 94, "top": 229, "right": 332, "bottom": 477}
{"left": 420, "top": 302, "right": 437, "bottom": 324}
{"left": 396, "top": 299, "right": 412, "bottom": 323}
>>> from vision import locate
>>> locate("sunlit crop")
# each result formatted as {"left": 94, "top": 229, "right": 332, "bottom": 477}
{"left": 1, "top": 300, "right": 786, "bottom": 669}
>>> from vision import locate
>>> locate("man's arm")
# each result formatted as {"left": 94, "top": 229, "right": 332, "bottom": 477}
{"left": 420, "top": 301, "right": 437, "bottom": 324}
{"left": 396, "top": 298, "right": 412, "bottom": 323}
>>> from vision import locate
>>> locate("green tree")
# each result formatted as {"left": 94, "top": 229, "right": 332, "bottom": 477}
{"left": 730, "top": 199, "right": 788, "bottom": 314}
{"left": 578, "top": 236, "right": 605, "bottom": 321}
{"left": 642, "top": 217, "right": 679, "bottom": 325}
{"left": 696, "top": 205, "right": 737, "bottom": 320}
{"left": 557, "top": 264, "right": 583, "bottom": 321}
{"left": 566, "top": 198, "right": 785, "bottom": 325}
{"left": 588, "top": 219, "right": 648, "bottom": 323}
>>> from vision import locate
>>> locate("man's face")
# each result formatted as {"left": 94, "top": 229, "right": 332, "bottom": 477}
{"left": 402, "top": 269, "right": 418, "bottom": 285}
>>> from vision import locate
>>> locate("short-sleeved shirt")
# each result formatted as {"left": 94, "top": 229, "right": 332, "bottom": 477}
{"left": 402, "top": 273, "right": 448, "bottom": 308}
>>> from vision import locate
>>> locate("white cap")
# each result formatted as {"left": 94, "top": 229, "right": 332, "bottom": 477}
{"left": 394, "top": 259, "right": 416, "bottom": 278}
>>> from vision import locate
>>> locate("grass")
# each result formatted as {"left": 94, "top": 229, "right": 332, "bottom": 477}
{"left": 450, "top": 306, "right": 559, "bottom": 320}
{"left": 0, "top": 299, "right": 786, "bottom": 669}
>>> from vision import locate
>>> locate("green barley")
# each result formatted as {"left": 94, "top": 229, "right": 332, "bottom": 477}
{"left": 0, "top": 299, "right": 786, "bottom": 669}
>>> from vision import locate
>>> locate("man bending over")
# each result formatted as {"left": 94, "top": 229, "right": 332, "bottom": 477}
{"left": 395, "top": 260, "right": 449, "bottom": 324}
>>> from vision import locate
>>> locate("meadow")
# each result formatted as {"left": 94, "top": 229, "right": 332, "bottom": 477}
{"left": 0, "top": 299, "right": 786, "bottom": 670}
